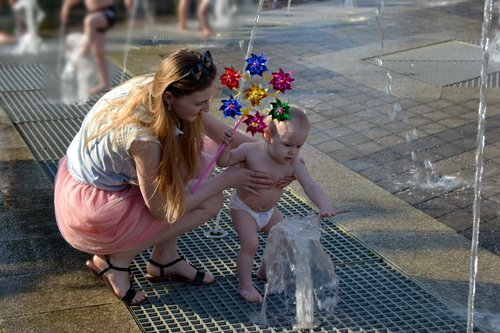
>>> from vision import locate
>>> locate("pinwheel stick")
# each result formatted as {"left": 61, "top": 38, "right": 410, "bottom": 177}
{"left": 191, "top": 115, "right": 246, "bottom": 194}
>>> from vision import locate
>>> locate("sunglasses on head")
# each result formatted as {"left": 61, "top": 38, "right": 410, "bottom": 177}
{"left": 178, "top": 50, "right": 213, "bottom": 81}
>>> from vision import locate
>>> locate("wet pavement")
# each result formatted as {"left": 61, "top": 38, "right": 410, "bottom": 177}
{"left": 1, "top": 0, "right": 500, "bottom": 332}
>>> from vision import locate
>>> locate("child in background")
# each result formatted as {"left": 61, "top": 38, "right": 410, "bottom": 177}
{"left": 178, "top": 0, "right": 213, "bottom": 38}
{"left": 60, "top": 0, "right": 132, "bottom": 95}
{"left": 216, "top": 106, "right": 339, "bottom": 303}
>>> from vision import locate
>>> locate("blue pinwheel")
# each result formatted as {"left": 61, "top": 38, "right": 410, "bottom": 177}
{"left": 219, "top": 95, "right": 243, "bottom": 118}
{"left": 245, "top": 53, "right": 268, "bottom": 76}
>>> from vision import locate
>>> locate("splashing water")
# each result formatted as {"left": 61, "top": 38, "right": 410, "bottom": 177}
{"left": 261, "top": 215, "right": 338, "bottom": 330}
{"left": 467, "top": 1, "right": 494, "bottom": 332}
{"left": 213, "top": 0, "right": 237, "bottom": 28}
{"left": 344, "top": 0, "right": 356, "bottom": 9}
{"left": 204, "top": 210, "right": 228, "bottom": 238}
{"left": 407, "top": 159, "right": 465, "bottom": 191}
{"left": 374, "top": 0, "right": 464, "bottom": 194}
{"left": 376, "top": 0, "right": 385, "bottom": 60}
{"left": 121, "top": 0, "right": 140, "bottom": 83}
{"left": 60, "top": 33, "right": 97, "bottom": 104}
{"left": 240, "top": 0, "right": 265, "bottom": 88}
{"left": 11, "top": 0, "right": 45, "bottom": 55}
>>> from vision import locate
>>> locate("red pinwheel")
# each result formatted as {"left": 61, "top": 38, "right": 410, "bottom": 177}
{"left": 220, "top": 66, "right": 241, "bottom": 90}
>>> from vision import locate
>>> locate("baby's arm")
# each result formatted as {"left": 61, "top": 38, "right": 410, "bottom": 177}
{"left": 294, "top": 160, "right": 338, "bottom": 219}
{"left": 216, "top": 128, "right": 249, "bottom": 168}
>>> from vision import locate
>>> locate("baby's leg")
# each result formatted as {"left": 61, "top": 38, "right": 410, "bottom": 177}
{"left": 257, "top": 208, "right": 284, "bottom": 280}
{"left": 231, "top": 208, "right": 262, "bottom": 303}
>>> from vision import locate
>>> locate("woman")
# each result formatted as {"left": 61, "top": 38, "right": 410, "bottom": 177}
{"left": 54, "top": 49, "right": 274, "bottom": 305}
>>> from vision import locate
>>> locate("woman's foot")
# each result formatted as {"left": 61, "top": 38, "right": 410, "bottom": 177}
{"left": 146, "top": 257, "right": 215, "bottom": 284}
{"left": 239, "top": 284, "right": 263, "bottom": 303}
{"left": 88, "top": 255, "right": 146, "bottom": 305}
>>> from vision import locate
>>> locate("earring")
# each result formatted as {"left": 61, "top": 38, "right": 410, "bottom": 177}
{"left": 167, "top": 104, "right": 172, "bottom": 111}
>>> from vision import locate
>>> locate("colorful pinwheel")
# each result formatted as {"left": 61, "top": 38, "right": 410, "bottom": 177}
{"left": 244, "top": 82, "right": 269, "bottom": 107}
{"left": 245, "top": 53, "right": 268, "bottom": 76}
{"left": 243, "top": 111, "right": 267, "bottom": 136}
{"left": 193, "top": 52, "right": 296, "bottom": 194}
{"left": 220, "top": 66, "right": 241, "bottom": 90}
{"left": 219, "top": 95, "right": 243, "bottom": 118}
{"left": 269, "top": 98, "right": 291, "bottom": 121}
{"left": 269, "top": 68, "right": 294, "bottom": 93}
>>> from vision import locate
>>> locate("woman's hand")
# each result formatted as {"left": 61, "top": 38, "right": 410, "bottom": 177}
{"left": 221, "top": 164, "right": 272, "bottom": 195}
{"left": 275, "top": 157, "right": 305, "bottom": 188}
{"left": 275, "top": 175, "right": 296, "bottom": 189}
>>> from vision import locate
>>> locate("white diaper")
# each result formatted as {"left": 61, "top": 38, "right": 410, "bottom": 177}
{"left": 230, "top": 191, "right": 274, "bottom": 231}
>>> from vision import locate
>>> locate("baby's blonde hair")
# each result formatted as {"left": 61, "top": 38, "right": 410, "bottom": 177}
{"left": 86, "top": 49, "right": 217, "bottom": 223}
{"left": 265, "top": 105, "right": 310, "bottom": 138}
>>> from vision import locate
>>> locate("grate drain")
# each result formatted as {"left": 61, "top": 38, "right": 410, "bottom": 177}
{"left": 364, "top": 40, "right": 500, "bottom": 88}
{"left": 125, "top": 189, "right": 472, "bottom": 333}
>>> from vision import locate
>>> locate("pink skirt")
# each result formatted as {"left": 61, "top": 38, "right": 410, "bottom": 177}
{"left": 54, "top": 138, "right": 218, "bottom": 255}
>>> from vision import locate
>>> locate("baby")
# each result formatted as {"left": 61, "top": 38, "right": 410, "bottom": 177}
{"left": 217, "top": 106, "right": 338, "bottom": 303}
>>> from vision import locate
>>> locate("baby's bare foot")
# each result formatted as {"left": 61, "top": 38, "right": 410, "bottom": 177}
{"left": 239, "top": 285, "right": 263, "bottom": 303}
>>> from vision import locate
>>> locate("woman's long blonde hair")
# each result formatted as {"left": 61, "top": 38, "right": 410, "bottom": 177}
{"left": 86, "top": 49, "right": 217, "bottom": 223}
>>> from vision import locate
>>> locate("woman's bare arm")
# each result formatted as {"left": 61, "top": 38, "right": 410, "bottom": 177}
{"left": 203, "top": 113, "right": 256, "bottom": 148}
{"left": 131, "top": 139, "right": 273, "bottom": 221}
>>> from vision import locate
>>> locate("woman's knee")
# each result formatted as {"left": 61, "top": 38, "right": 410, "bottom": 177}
{"left": 204, "top": 192, "right": 224, "bottom": 216}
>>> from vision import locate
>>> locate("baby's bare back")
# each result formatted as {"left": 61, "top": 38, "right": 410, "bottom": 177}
{"left": 85, "top": 0, "right": 114, "bottom": 11}
{"left": 237, "top": 144, "right": 295, "bottom": 212}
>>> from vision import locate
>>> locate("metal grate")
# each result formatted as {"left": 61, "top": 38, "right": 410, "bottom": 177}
{"left": 15, "top": 118, "right": 82, "bottom": 161}
{"left": 0, "top": 90, "right": 91, "bottom": 122}
{"left": 364, "top": 40, "right": 500, "bottom": 87}
{"left": 125, "top": 190, "right": 473, "bottom": 333}
{"left": 0, "top": 61, "right": 128, "bottom": 163}
{"left": 0, "top": 63, "right": 45, "bottom": 92}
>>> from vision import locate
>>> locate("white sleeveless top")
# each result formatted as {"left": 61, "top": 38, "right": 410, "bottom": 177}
{"left": 66, "top": 78, "right": 162, "bottom": 191}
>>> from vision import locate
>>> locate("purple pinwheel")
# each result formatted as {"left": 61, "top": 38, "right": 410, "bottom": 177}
{"left": 243, "top": 111, "right": 267, "bottom": 136}
{"left": 269, "top": 68, "right": 294, "bottom": 93}
{"left": 219, "top": 95, "right": 243, "bottom": 118}
{"left": 245, "top": 53, "right": 268, "bottom": 76}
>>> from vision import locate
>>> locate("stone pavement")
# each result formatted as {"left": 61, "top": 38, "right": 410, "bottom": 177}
{"left": 0, "top": 0, "right": 500, "bottom": 332}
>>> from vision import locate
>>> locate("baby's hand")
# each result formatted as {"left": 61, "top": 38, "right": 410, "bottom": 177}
{"left": 319, "top": 207, "right": 341, "bottom": 219}
{"left": 221, "top": 128, "right": 234, "bottom": 146}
